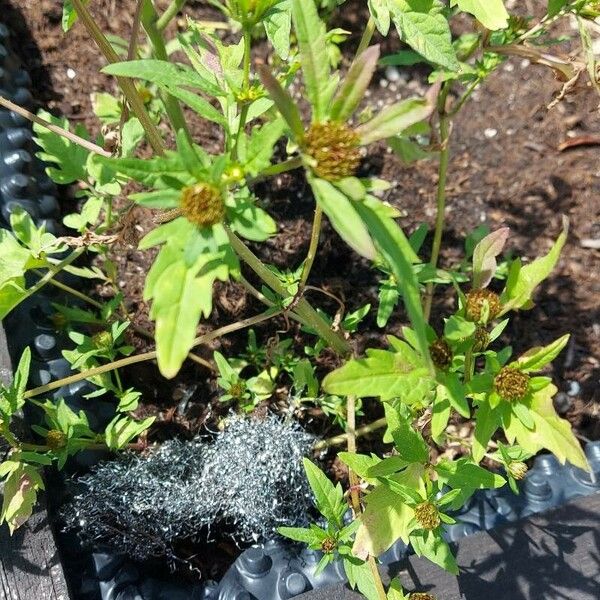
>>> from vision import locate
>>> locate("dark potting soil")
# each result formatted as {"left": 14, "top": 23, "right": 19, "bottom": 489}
{"left": 3, "top": 0, "right": 600, "bottom": 588}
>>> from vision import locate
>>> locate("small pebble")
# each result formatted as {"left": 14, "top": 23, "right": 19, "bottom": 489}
{"left": 484, "top": 128, "right": 498, "bottom": 139}
{"left": 554, "top": 392, "right": 571, "bottom": 415}
{"left": 385, "top": 66, "right": 402, "bottom": 82}
{"left": 567, "top": 380, "right": 581, "bottom": 397}
{"left": 66, "top": 68, "right": 76, "bottom": 80}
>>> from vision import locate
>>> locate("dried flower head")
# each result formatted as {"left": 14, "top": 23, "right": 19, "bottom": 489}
{"left": 180, "top": 183, "right": 224, "bottom": 227}
{"left": 465, "top": 289, "right": 502, "bottom": 323}
{"left": 46, "top": 429, "right": 67, "bottom": 450}
{"left": 495, "top": 367, "right": 530, "bottom": 401}
{"left": 410, "top": 594, "right": 436, "bottom": 600}
{"left": 414, "top": 501, "right": 440, "bottom": 530}
{"left": 303, "top": 121, "right": 361, "bottom": 181}
{"left": 429, "top": 339, "right": 453, "bottom": 370}
{"left": 473, "top": 327, "right": 490, "bottom": 352}
{"left": 321, "top": 537, "right": 337, "bottom": 553}
{"left": 507, "top": 461, "right": 528, "bottom": 480}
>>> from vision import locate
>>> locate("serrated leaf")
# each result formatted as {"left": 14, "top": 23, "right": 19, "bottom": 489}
{"left": 472, "top": 227, "right": 509, "bottom": 289}
{"left": 435, "top": 457, "right": 506, "bottom": 509}
{"left": 322, "top": 349, "right": 429, "bottom": 400}
{"left": 104, "top": 415, "right": 154, "bottom": 450}
{"left": 0, "top": 348, "right": 31, "bottom": 417}
{"left": 501, "top": 218, "right": 568, "bottom": 312}
{"left": 357, "top": 97, "right": 433, "bottom": 145}
{"left": 502, "top": 384, "right": 588, "bottom": 471}
{"left": 264, "top": 0, "right": 292, "bottom": 59}
{"left": 343, "top": 556, "right": 382, "bottom": 600}
{"left": 514, "top": 334, "right": 570, "bottom": 373}
{"left": 385, "top": 403, "right": 429, "bottom": 463}
{"left": 389, "top": 0, "right": 459, "bottom": 71}
{"left": 352, "top": 464, "right": 423, "bottom": 559}
{"left": 330, "top": 45, "right": 381, "bottom": 122}
{"left": 278, "top": 526, "right": 320, "bottom": 544}
{"left": 1, "top": 463, "right": 44, "bottom": 533}
{"left": 292, "top": 0, "right": 331, "bottom": 121}
{"left": 431, "top": 385, "right": 451, "bottom": 443}
{"left": 33, "top": 110, "right": 90, "bottom": 184}
{"left": 410, "top": 530, "right": 458, "bottom": 574}
{"left": 369, "top": 0, "right": 391, "bottom": 35}
{"left": 309, "top": 178, "right": 377, "bottom": 260}
{"left": 450, "top": 0, "right": 509, "bottom": 30}
{"left": 240, "top": 118, "right": 286, "bottom": 176}
{"left": 303, "top": 458, "right": 345, "bottom": 527}
{"left": 472, "top": 400, "right": 500, "bottom": 463}
{"left": 338, "top": 452, "right": 381, "bottom": 481}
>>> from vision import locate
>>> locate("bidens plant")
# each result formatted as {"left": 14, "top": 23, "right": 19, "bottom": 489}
{"left": 0, "top": 0, "right": 597, "bottom": 597}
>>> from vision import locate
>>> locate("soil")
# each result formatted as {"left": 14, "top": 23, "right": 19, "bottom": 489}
{"left": 3, "top": 0, "right": 600, "bottom": 589}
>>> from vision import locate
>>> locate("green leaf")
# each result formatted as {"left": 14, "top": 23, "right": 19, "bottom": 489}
{"left": 514, "top": 334, "right": 570, "bottom": 373}
{"left": 501, "top": 218, "right": 568, "bottom": 312}
{"left": 388, "top": 0, "right": 459, "bottom": 71}
{"left": 368, "top": 0, "right": 391, "bottom": 35}
{"left": 410, "top": 530, "right": 458, "bottom": 574}
{"left": 322, "top": 348, "right": 429, "bottom": 400}
{"left": 0, "top": 348, "right": 31, "bottom": 417}
{"left": 385, "top": 404, "right": 429, "bottom": 463}
{"left": 353, "top": 200, "right": 432, "bottom": 371}
{"left": 387, "top": 579, "right": 410, "bottom": 600}
{"left": 258, "top": 66, "right": 304, "bottom": 139}
{"left": 472, "top": 400, "right": 499, "bottom": 463}
{"left": 431, "top": 385, "right": 451, "bottom": 443}
{"left": 303, "top": 458, "right": 345, "bottom": 527}
{"left": 278, "top": 526, "right": 320, "bottom": 544}
{"left": 357, "top": 97, "right": 433, "bottom": 145}
{"left": 62, "top": 0, "right": 89, "bottom": 32}
{"left": 104, "top": 415, "right": 155, "bottom": 450}
{"left": 264, "top": 0, "right": 292, "bottom": 59}
{"left": 291, "top": 0, "right": 331, "bottom": 121}
{"left": 330, "top": 45, "right": 381, "bottom": 122}
{"left": 435, "top": 458, "right": 506, "bottom": 509}
{"left": 502, "top": 384, "right": 588, "bottom": 471}
{"left": 439, "top": 372, "right": 470, "bottom": 418}
{"left": 150, "top": 253, "right": 230, "bottom": 378}
{"left": 309, "top": 178, "right": 377, "bottom": 260}
{"left": 343, "top": 556, "right": 382, "bottom": 600}
{"left": 377, "top": 279, "right": 399, "bottom": 327}
{"left": 548, "top": 0, "right": 568, "bottom": 17}
{"left": 0, "top": 463, "right": 44, "bottom": 533}
{"left": 450, "top": 0, "right": 509, "bottom": 30}
{"left": 227, "top": 195, "right": 277, "bottom": 242}
{"left": 0, "top": 229, "right": 32, "bottom": 287}
{"left": 103, "top": 59, "right": 222, "bottom": 97}
{"left": 444, "top": 315, "right": 476, "bottom": 341}
{"left": 33, "top": 110, "right": 90, "bottom": 184}
{"left": 240, "top": 118, "right": 286, "bottom": 176}
{"left": 352, "top": 464, "right": 423, "bottom": 559}
{"left": 367, "top": 455, "right": 409, "bottom": 477}
{"left": 338, "top": 452, "right": 381, "bottom": 482}
{"left": 472, "top": 227, "right": 509, "bottom": 289}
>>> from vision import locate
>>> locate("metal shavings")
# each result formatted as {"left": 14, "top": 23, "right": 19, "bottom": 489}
{"left": 62, "top": 415, "right": 314, "bottom": 562}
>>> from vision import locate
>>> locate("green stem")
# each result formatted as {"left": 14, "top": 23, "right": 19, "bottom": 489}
{"left": 254, "top": 156, "right": 303, "bottom": 181}
{"left": 71, "top": 0, "right": 165, "bottom": 155}
{"left": 23, "top": 249, "right": 86, "bottom": 306}
{"left": 141, "top": 0, "right": 192, "bottom": 145}
{"left": 464, "top": 346, "right": 474, "bottom": 383}
{"left": 423, "top": 83, "right": 452, "bottom": 322}
{"left": 299, "top": 206, "right": 323, "bottom": 289}
{"left": 313, "top": 416, "right": 387, "bottom": 451}
{"left": 225, "top": 228, "right": 351, "bottom": 356}
{"left": 23, "top": 309, "right": 278, "bottom": 400}
{"left": 156, "top": 0, "right": 187, "bottom": 32}
{"left": 232, "top": 26, "right": 252, "bottom": 161}
{"left": 32, "top": 271, "right": 103, "bottom": 309}
{"left": 356, "top": 16, "right": 376, "bottom": 57}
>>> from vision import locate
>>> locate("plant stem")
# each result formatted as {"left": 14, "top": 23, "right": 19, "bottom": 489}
{"left": 225, "top": 228, "right": 351, "bottom": 356}
{"left": 346, "top": 395, "right": 387, "bottom": 600}
{"left": 423, "top": 83, "right": 452, "bottom": 322}
{"left": 0, "top": 96, "right": 111, "bottom": 157}
{"left": 156, "top": 0, "right": 187, "bottom": 32}
{"left": 141, "top": 0, "right": 192, "bottom": 145}
{"left": 313, "top": 417, "right": 387, "bottom": 451}
{"left": 356, "top": 16, "right": 376, "bottom": 57}
{"left": 21, "top": 249, "right": 86, "bottom": 307}
{"left": 23, "top": 309, "right": 278, "bottom": 400}
{"left": 232, "top": 25, "right": 252, "bottom": 161}
{"left": 464, "top": 346, "right": 474, "bottom": 383}
{"left": 71, "top": 0, "right": 166, "bottom": 155}
{"left": 32, "top": 271, "right": 103, "bottom": 309}
{"left": 299, "top": 206, "right": 323, "bottom": 289}
{"left": 253, "top": 156, "right": 304, "bottom": 181}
